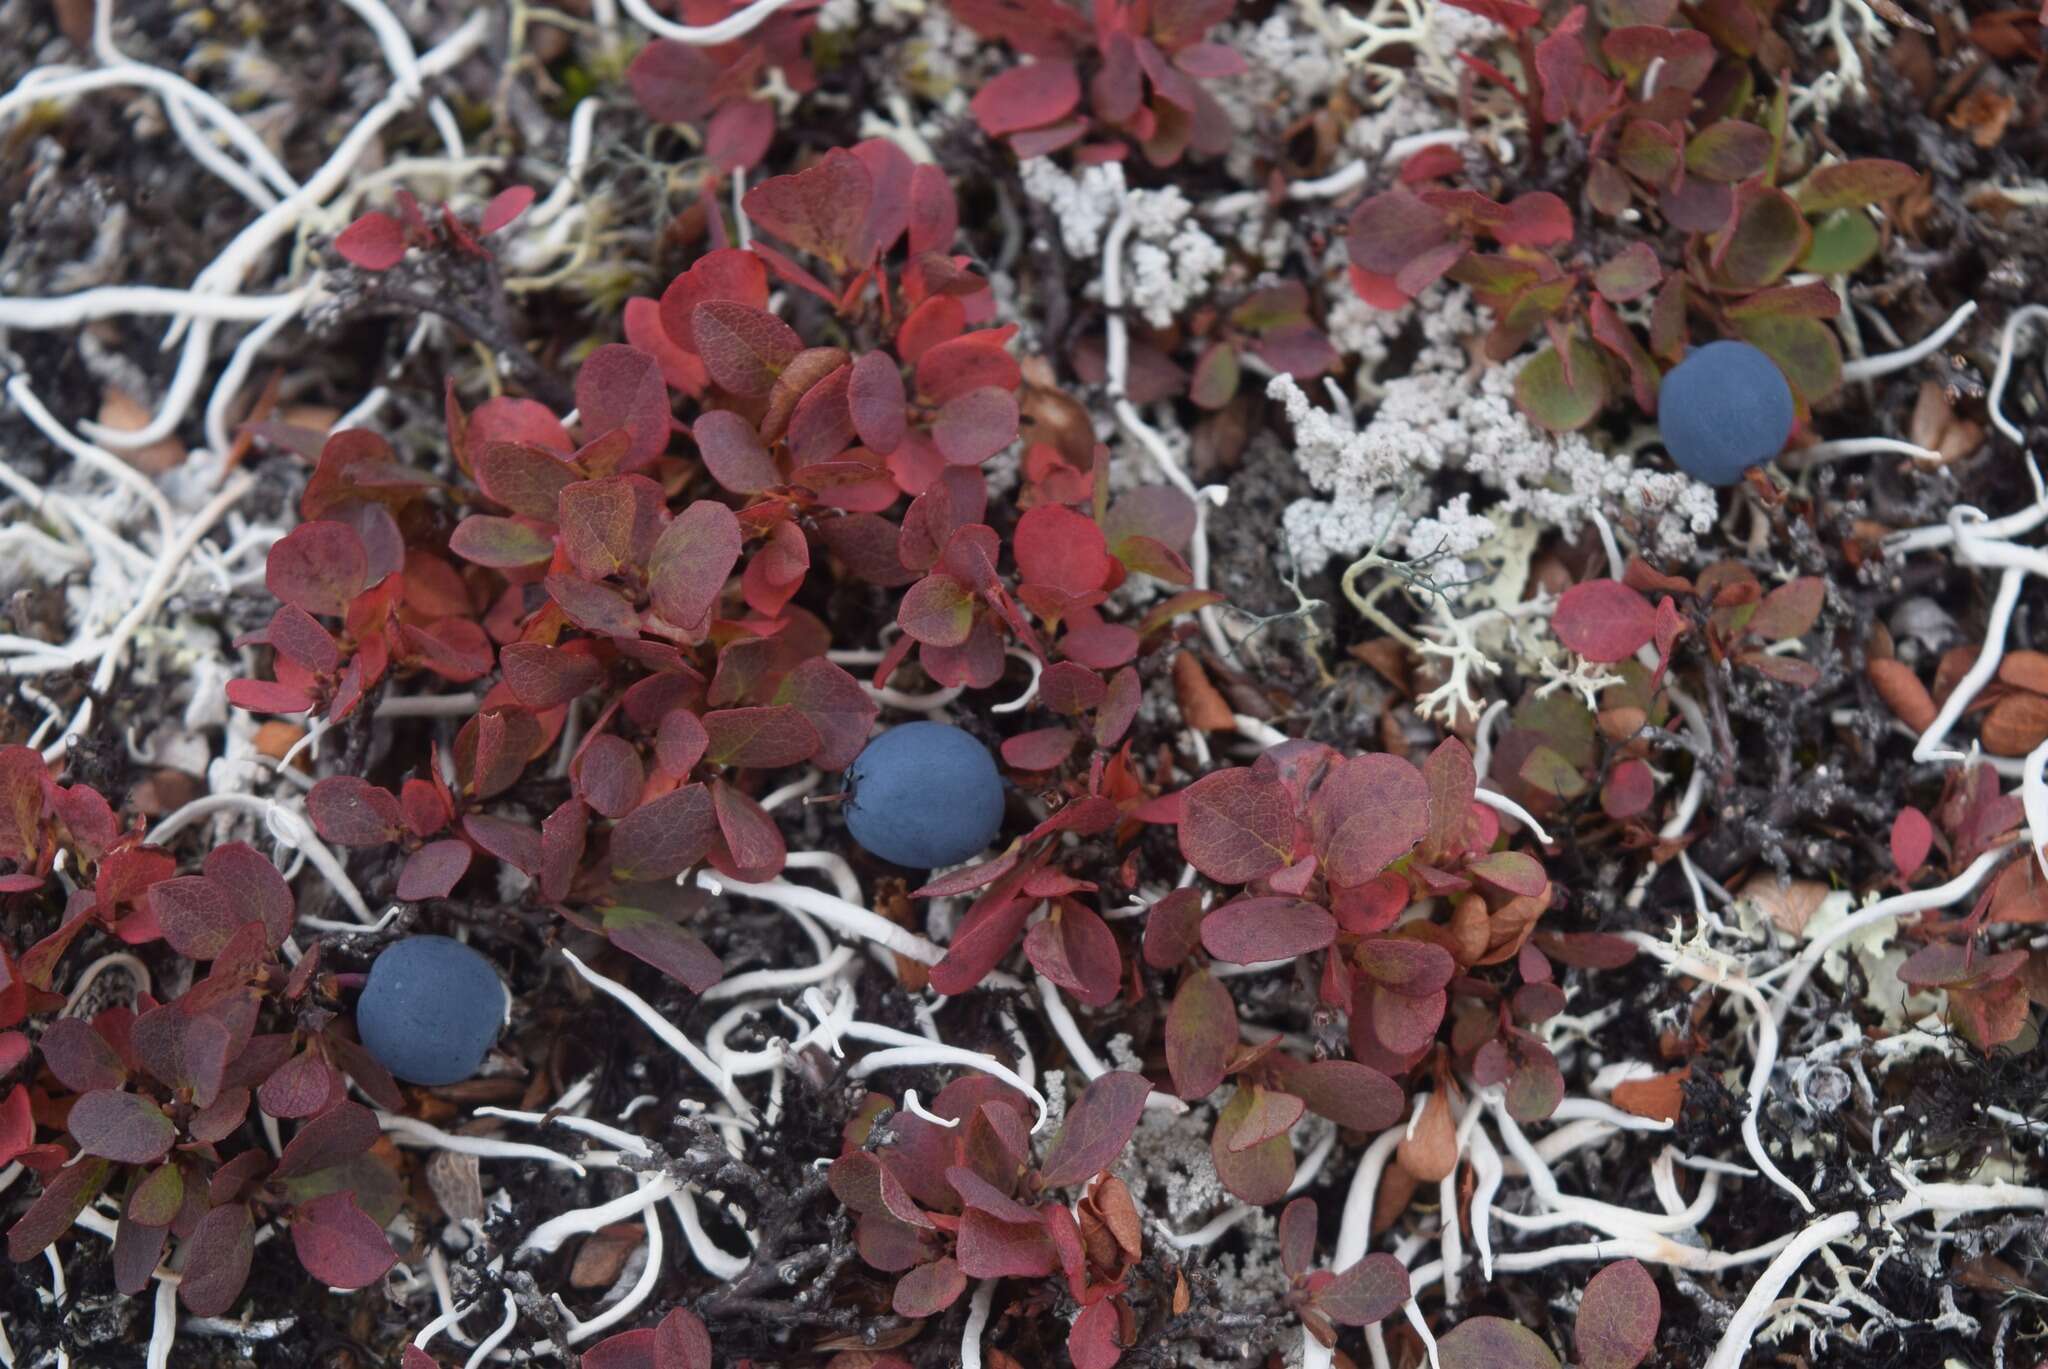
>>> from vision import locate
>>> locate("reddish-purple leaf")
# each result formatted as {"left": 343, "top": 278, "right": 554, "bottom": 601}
{"left": 475, "top": 440, "right": 578, "bottom": 519}
{"left": 175, "top": 1202, "right": 254, "bottom": 1315}
{"left": 742, "top": 148, "right": 875, "bottom": 270}
{"left": 577, "top": 346, "right": 672, "bottom": 470}
{"left": 269, "top": 1102, "right": 376, "bottom": 1182}
{"left": 500, "top": 642, "right": 604, "bottom": 710}
{"left": 693, "top": 301, "right": 802, "bottom": 397}
{"left": 1014, "top": 504, "right": 1113, "bottom": 596}
{"left": 1002, "top": 727, "right": 1080, "bottom": 771}
{"left": 1023, "top": 901, "right": 1121, "bottom": 1006}
{"left": 1356, "top": 937, "right": 1456, "bottom": 996}
{"left": 970, "top": 59, "right": 1081, "bottom": 136}
{"left": 152, "top": 874, "right": 255, "bottom": 960}
{"left": 849, "top": 351, "right": 907, "bottom": 454}
{"left": 1279, "top": 1059, "right": 1406, "bottom": 1132}
{"left": 1576, "top": 1259, "right": 1661, "bottom": 1369}
{"left": 479, "top": 185, "right": 534, "bottom": 234}
{"left": 702, "top": 705, "right": 822, "bottom": 769}
{"left": 1601, "top": 758, "right": 1656, "bottom": 821}
{"left": 1308, "top": 752, "right": 1428, "bottom": 886}
{"left": 267, "top": 521, "right": 369, "bottom": 618}
{"left": 1177, "top": 767, "right": 1295, "bottom": 884}
{"left": 649, "top": 498, "right": 742, "bottom": 629}
{"left": 292, "top": 1191, "right": 396, "bottom": 1289}
{"left": 1468, "top": 849, "right": 1549, "bottom": 897}
{"left": 203, "top": 842, "right": 294, "bottom": 949}
{"left": 557, "top": 476, "right": 662, "bottom": 581}
{"left": 609, "top": 783, "right": 718, "bottom": 882}
{"left": 932, "top": 386, "right": 1019, "bottom": 465}
{"left": 449, "top": 514, "right": 554, "bottom": 568}
{"left": 1226, "top": 1084, "right": 1304, "bottom": 1152}
{"left": 335, "top": 212, "right": 405, "bottom": 270}
{"left": 1554, "top": 579, "right": 1657, "bottom": 662}
{"left": 307, "top": 777, "right": 402, "bottom": 848}
{"left": 894, "top": 1255, "right": 967, "bottom": 1317}
{"left": 1210, "top": 1085, "right": 1294, "bottom": 1205}
{"left": 1279, "top": 1197, "right": 1318, "bottom": 1280}
{"left": 898, "top": 572, "right": 976, "bottom": 647}
{"left": 694, "top": 409, "right": 781, "bottom": 495}
{"left": 396, "top": 840, "right": 472, "bottom": 901}
{"left": 41, "top": 1018, "right": 126, "bottom": 1093}
{"left": 1038, "top": 1071, "right": 1152, "bottom": 1188}
{"left": 1747, "top": 576, "right": 1825, "bottom": 642}
{"left": 1317, "top": 1252, "right": 1411, "bottom": 1326}
{"left": 604, "top": 905, "right": 723, "bottom": 992}
{"left": 226, "top": 678, "right": 314, "bottom": 714}
{"left": 70, "top": 1089, "right": 175, "bottom": 1164}
{"left": 1438, "top": 1315, "right": 1562, "bottom": 1369}
{"left": 1201, "top": 897, "right": 1336, "bottom": 963}
{"left": 957, "top": 1207, "right": 1058, "bottom": 1278}
{"left": 1142, "top": 887, "right": 1207, "bottom": 969}
{"left": 1891, "top": 806, "right": 1933, "bottom": 880}
{"left": 1165, "top": 968, "right": 1236, "bottom": 1099}
{"left": 708, "top": 779, "right": 785, "bottom": 883}
{"left": 258, "top": 1051, "right": 345, "bottom": 1119}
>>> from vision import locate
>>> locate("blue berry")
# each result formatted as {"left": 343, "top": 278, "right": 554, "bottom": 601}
{"left": 1657, "top": 340, "right": 1795, "bottom": 486}
{"left": 844, "top": 722, "right": 1005, "bottom": 869}
{"left": 356, "top": 935, "right": 506, "bottom": 1086}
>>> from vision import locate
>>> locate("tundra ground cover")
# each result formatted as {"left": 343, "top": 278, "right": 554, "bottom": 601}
{"left": 3, "top": 0, "right": 2048, "bottom": 1366}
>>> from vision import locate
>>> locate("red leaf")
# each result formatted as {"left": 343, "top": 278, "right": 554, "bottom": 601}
{"left": 898, "top": 573, "right": 976, "bottom": 647}
{"left": 894, "top": 1255, "right": 967, "bottom": 1317}
{"left": 1307, "top": 752, "right": 1429, "bottom": 885}
{"left": 1553, "top": 579, "right": 1657, "bottom": 662}
{"left": 479, "top": 185, "right": 534, "bottom": 235}
{"left": 558, "top": 475, "right": 664, "bottom": 581}
{"left": 658, "top": 248, "right": 769, "bottom": 355}
{"left": 932, "top": 386, "right": 1020, "bottom": 465}
{"left": 393, "top": 839, "right": 469, "bottom": 901}
{"left": 448, "top": 514, "right": 554, "bottom": 569}
{"left": 789, "top": 364, "right": 857, "bottom": 465}
{"left": 1891, "top": 806, "right": 1933, "bottom": 880}
{"left": 742, "top": 148, "right": 876, "bottom": 272}
{"left": 1202, "top": 897, "right": 1336, "bottom": 963}
{"left": 291, "top": 1191, "right": 396, "bottom": 1289}
{"left": 39, "top": 1019, "right": 126, "bottom": 1093}
{"left": 849, "top": 351, "right": 908, "bottom": 455}
{"left": 608, "top": 784, "right": 718, "bottom": 882}
{"left": 971, "top": 59, "right": 1082, "bottom": 136}
{"left": 692, "top": 301, "right": 802, "bottom": 396}
{"left": 69, "top": 1089, "right": 175, "bottom": 1163}
{"left": 576, "top": 345, "right": 672, "bottom": 470}
{"left": 1226, "top": 1085, "right": 1305, "bottom": 1151}
{"left": 226, "top": 678, "right": 314, "bottom": 714}
{"left": 267, "top": 521, "right": 369, "bottom": 618}
{"left": 1576, "top": 1258, "right": 1661, "bottom": 1369}
{"left": 1600, "top": 758, "right": 1656, "bottom": 821}
{"left": 1037, "top": 1071, "right": 1151, "bottom": 1187}
{"left": 694, "top": 409, "right": 781, "bottom": 495}
{"left": 1015, "top": 504, "right": 1114, "bottom": 595}
{"left": 604, "top": 905, "right": 723, "bottom": 992}
{"left": 1002, "top": 727, "right": 1080, "bottom": 770}
{"left": 1023, "top": 901, "right": 1121, "bottom": 1006}
{"left": 307, "top": 777, "right": 402, "bottom": 847}
{"left": 175, "top": 1201, "right": 254, "bottom": 1315}
{"left": 1142, "top": 887, "right": 1207, "bottom": 969}
{"left": 1177, "top": 767, "right": 1295, "bottom": 884}
{"left": 501, "top": 641, "right": 605, "bottom": 710}
{"left": 335, "top": 212, "right": 406, "bottom": 270}
{"left": 1210, "top": 1085, "right": 1294, "bottom": 1204}
{"left": 1356, "top": 937, "right": 1455, "bottom": 995}
{"left": 1317, "top": 1252, "right": 1411, "bottom": 1326}
{"left": 149, "top": 875, "right": 243, "bottom": 959}
{"left": 1165, "top": 968, "right": 1237, "bottom": 1098}
{"left": 772, "top": 657, "right": 878, "bottom": 772}
{"left": 709, "top": 779, "right": 785, "bottom": 882}
{"left": 957, "top": 1208, "right": 1057, "bottom": 1278}
{"left": 649, "top": 498, "right": 742, "bottom": 629}
{"left": 702, "top": 705, "right": 821, "bottom": 768}
{"left": 1280, "top": 1058, "right": 1406, "bottom": 1131}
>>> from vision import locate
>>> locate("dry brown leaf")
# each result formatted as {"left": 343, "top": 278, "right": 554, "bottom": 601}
{"left": 1349, "top": 637, "right": 1414, "bottom": 696}
{"left": 1397, "top": 1088, "right": 1458, "bottom": 1183}
{"left": 1982, "top": 692, "right": 2048, "bottom": 755}
{"left": 1172, "top": 651, "right": 1237, "bottom": 731}
{"left": 1998, "top": 650, "right": 2048, "bottom": 696}
{"left": 1372, "top": 1156, "right": 1419, "bottom": 1234}
{"left": 1743, "top": 875, "right": 1831, "bottom": 935}
{"left": 1909, "top": 381, "right": 1985, "bottom": 465}
{"left": 570, "top": 1223, "right": 646, "bottom": 1289}
{"left": 252, "top": 721, "right": 310, "bottom": 768}
{"left": 1449, "top": 895, "right": 1489, "bottom": 964}
{"left": 1948, "top": 86, "right": 2017, "bottom": 148}
{"left": 98, "top": 388, "right": 187, "bottom": 475}
{"left": 425, "top": 1149, "right": 485, "bottom": 1224}
{"left": 1611, "top": 1066, "right": 1690, "bottom": 1123}
{"left": 1868, "top": 657, "right": 1937, "bottom": 732}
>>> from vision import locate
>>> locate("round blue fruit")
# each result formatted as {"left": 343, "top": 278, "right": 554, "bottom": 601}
{"left": 844, "top": 722, "right": 1005, "bottom": 869}
{"left": 356, "top": 935, "right": 507, "bottom": 1086}
{"left": 1657, "top": 340, "right": 1795, "bottom": 486}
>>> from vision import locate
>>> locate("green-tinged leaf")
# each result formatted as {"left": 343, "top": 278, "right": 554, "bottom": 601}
{"left": 1316, "top": 1252, "right": 1411, "bottom": 1327}
{"left": 1189, "top": 343, "right": 1241, "bottom": 410}
{"left": 1790, "top": 159, "right": 1919, "bottom": 214}
{"left": 1438, "top": 1316, "right": 1562, "bottom": 1369}
{"left": 1724, "top": 281, "right": 1840, "bottom": 320}
{"left": 1166, "top": 969, "right": 1238, "bottom": 1099}
{"left": 1711, "top": 186, "right": 1810, "bottom": 290}
{"left": 1577, "top": 1258, "right": 1661, "bottom": 1369}
{"left": 1210, "top": 1085, "right": 1294, "bottom": 1205}
{"left": 1515, "top": 338, "right": 1610, "bottom": 431}
{"left": 1729, "top": 313, "right": 1842, "bottom": 405}
{"left": 1799, "top": 209, "right": 1879, "bottom": 275}
{"left": 604, "top": 905, "right": 723, "bottom": 992}
{"left": 448, "top": 515, "right": 554, "bottom": 569}
{"left": 1592, "top": 243, "right": 1661, "bottom": 304}
{"left": 1685, "top": 120, "right": 1771, "bottom": 182}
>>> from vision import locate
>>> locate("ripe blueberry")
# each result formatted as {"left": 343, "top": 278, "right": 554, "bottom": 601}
{"left": 356, "top": 935, "right": 507, "bottom": 1086}
{"left": 1657, "top": 340, "right": 1795, "bottom": 486}
{"left": 843, "top": 722, "right": 1005, "bottom": 869}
